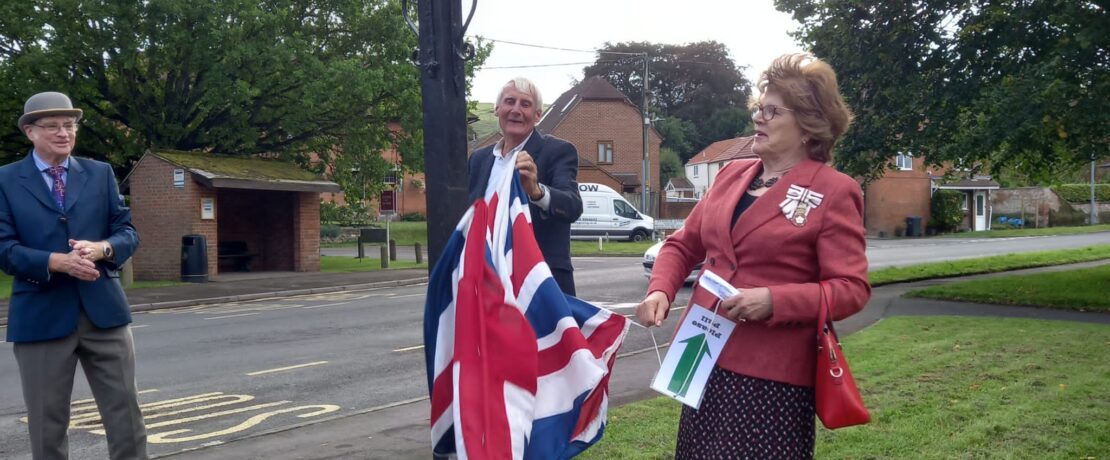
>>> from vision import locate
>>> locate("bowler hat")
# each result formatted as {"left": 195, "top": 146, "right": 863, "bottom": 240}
{"left": 18, "top": 92, "right": 83, "bottom": 128}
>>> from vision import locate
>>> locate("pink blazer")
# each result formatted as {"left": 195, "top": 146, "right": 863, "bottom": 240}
{"left": 648, "top": 158, "right": 870, "bottom": 387}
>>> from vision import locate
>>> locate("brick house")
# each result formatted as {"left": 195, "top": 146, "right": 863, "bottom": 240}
{"left": 316, "top": 122, "right": 428, "bottom": 218}
{"left": 539, "top": 77, "right": 663, "bottom": 211}
{"left": 125, "top": 150, "right": 340, "bottom": 281}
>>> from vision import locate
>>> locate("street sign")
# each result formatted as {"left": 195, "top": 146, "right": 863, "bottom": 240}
{"left": 379, "top": 190, "right": 396, "bottom": 214}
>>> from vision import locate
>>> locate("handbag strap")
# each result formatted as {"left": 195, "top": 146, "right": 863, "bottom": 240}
{"left": 817, "top": 281, "right": 840, "bottom": 341}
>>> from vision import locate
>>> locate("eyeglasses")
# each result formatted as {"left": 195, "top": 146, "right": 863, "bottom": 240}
{"left": 33, "top": 122, "right": 79, "bottom": 134}
{"left": 751, "top": 104, "right": 795, "bottom": 122}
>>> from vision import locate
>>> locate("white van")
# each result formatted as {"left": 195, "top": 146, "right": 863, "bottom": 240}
{"left": 572, "top": 183, "right": 655, "bottom": 242}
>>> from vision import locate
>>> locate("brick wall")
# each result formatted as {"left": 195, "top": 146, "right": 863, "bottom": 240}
{"left": 863, "top": 157, "right": 932, "bottom": 236}
{"left": 294, "top": 192, "right": 321, "bottom": 271}
{"left": 658, "top": 199, "right": 697, "bottom": 220}
{"left": 130, "top": 156, "right": 217, "bottom": 280}
{"left": 551, "top": 100, "right": 662, "bottom": 195}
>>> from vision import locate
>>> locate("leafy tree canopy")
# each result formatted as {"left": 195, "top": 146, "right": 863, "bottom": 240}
{"left": 776, "top": 0, "right": 1108, "bottom": 183}
{"left": 0, "top": 0, "right": 488, "bottom": 198}
{"left": 583, "top": 41, "right": 752, "bottom": 162}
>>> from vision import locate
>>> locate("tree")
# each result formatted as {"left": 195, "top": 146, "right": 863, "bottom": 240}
{"left": 776, "top": 0, "right": 1109, "bottom": 183}
{"left": 658, "top": 147, "right": 683, "bottom": 188}
{"left": 583, "top": 41, "right": 752, "bottom": 159}
{"left": 0, "top": 0, "right": 488, "bottom": 199}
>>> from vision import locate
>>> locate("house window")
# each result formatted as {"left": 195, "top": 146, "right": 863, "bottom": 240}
{"left": 976, "top": 194, "right": 985, "bottom": 216}
{"left": 692, "top": 164, "right": 699, "bottom": 177}
{"left": 895, "top": 152, "right": 913, "bottom": 171}
{"left": 961, "top": 194, "right": 969, "bottom": 211}
{"left": 597, "top": 142, "right": 613, "bottom": 164}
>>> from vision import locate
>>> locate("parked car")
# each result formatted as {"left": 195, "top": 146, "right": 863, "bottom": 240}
{"left": 642, "top": 240, "right": 702, "bottom": 283}
{"left": 571, "top": 183, "right": 654, "bottom": 242}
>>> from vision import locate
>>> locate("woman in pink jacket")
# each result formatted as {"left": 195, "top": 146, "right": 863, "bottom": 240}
{"left": 636, "top": 53, "right": 870, "bottom": 459}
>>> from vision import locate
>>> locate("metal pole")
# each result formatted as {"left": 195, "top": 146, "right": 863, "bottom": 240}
{"left": 1092, "top": 155, "right": 1099, "bottom": 225}
{"left": 416, "top": 0, "right": 470, "bottom": 270}
{"left": 641, "top": 52, "right": 650, "bottom": 214}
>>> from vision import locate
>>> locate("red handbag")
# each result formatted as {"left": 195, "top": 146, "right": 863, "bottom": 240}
{"left": 815, "top": 282, "right": 871, "bottom": 429}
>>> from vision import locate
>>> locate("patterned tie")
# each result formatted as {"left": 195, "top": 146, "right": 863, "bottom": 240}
{"left": 45, "top": 165, "right": 66, "bottom": 209}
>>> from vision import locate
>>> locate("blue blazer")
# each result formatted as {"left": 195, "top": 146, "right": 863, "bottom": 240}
{"left": 468, "top": 130, "right": 583, "bottom": 272}
{"left": 0, "top": 154, "right": 139, "bottom": 343}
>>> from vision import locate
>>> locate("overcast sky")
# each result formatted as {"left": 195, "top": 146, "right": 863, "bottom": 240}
{"left": 464, "top": 0, "right": 805, "bottom": 104}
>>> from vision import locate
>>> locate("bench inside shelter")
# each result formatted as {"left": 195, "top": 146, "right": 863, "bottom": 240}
{"left": 217, "top": 241, "right": 258, "bottom": 272}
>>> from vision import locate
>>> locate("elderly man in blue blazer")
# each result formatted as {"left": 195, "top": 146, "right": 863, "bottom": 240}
{"left": 0, "top": 92, "right": 146, "bottom": 459}
{"left": 468, "top": 77, "right": 584, "bottom": 295}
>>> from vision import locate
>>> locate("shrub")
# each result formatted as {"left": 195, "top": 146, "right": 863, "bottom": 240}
{"left": 930, "top": 190, "right": 965, "bottom": 233}
{"left": 320, "top": 224, "right": 341, "bottom": 239}
{"left": 1053, "top": 184, "right": 1110, "bottom": 202}
{"left": 401, "top": 212, "right": 426, "bottom": 222}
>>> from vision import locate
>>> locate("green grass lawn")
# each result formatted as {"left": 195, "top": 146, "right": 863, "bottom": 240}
{"left": 940, "top": 223, "right": 1110, "bottom": 238}
{"left": 869, "top": 244, "right": 1110, "bottom": 286}
{"left": 0, "top": 275, "right": 183, "bottom": 301}
{"left": 582, "top": 316, "right": 1110, "bottom": 459}
{"left": 907, "top": 264, "right": 1110, "bottom": 312}
{"left": 319, "top": 255, "right": 426, "bottom": 272}
{"left": 571, "top": 239, "right": 657, "bottom": 256}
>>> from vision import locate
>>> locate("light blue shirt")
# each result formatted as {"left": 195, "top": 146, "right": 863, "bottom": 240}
{"left": 32, "top": 150, "right": 70, "bottom": 193}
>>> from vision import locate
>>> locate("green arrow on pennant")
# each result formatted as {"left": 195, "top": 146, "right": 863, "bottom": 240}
{"left": 667, "top": 333, "right": 712, "bottom": 397}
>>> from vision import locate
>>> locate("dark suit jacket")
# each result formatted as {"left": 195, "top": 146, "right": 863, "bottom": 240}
{"left": 647, "top": 159, "right": 870, "bottom": 387}
{"left": 468, "top": 129, "right": 583, "bottom": 272}
{"left": 0, "top": 154, "right": 139, "bottom": 343}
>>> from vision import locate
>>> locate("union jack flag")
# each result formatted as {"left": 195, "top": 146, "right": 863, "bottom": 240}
{"left": 424, "top": 153, "right": 630, "bottom": 459}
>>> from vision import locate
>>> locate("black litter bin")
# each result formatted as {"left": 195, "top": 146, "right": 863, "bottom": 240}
{"left": 181, "top": 234, "right": 209, "bottom": 283}
{"left": 905, "top": 216, "right": 923, "bottom": 237}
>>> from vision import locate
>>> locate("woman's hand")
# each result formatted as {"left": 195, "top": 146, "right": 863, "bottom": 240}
{"left": 636, "top": 291, "right": 671, "bottom": 327}
{"left": 721, "top": 287, "right": 773, "bottom": 322}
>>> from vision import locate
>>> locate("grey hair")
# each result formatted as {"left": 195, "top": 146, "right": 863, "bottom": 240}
{"left": 495, "top": 77, "right": 543, "bottom": 117}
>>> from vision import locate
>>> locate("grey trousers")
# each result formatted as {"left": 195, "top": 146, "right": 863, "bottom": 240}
{"left": 13, "top": 311, "right": 148, "bottom": 460}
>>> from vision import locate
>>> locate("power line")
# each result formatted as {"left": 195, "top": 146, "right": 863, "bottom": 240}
{"left": 479, "top": 61, "right": 615, "bottom": 70}
{"left": 468, "top": 36, "right": 646, "bottom": 56}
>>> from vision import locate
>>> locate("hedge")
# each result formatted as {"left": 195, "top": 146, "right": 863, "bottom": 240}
{"left": 1054, "top": 184, "right": 1110, "bottom": 202}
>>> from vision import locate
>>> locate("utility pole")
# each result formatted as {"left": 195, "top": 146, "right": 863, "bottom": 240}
{"left": 1092, "top": 153, "right": 1099, "bottom": 225}
{"left": 641, "top": 52, "right": 650, "bottom": 214}
{"left": 410, "top": 0, "right": 472, "bottom": 269}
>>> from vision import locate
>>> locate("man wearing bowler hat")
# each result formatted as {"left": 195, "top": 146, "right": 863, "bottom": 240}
{"left": 0, "top": 92, "right": 146, "bottom": 459}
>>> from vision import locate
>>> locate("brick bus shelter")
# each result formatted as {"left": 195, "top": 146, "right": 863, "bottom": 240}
{"left": 124, "top": 150, "right": 341, "bottom": 281}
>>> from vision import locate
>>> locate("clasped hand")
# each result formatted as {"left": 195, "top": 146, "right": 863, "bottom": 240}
{"left": 636, "top": 287, "right": 774, "bottom": 327}
{"left": 46, "top": 239, "right": 105, "bottom": 281}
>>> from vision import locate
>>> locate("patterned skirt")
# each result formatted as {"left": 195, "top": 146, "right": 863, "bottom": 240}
{"left": 674, "top": 366, "right": 816, "bottom": 460}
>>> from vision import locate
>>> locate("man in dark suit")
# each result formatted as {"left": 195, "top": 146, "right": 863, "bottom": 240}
{"left": 0, "top": 92, "right": 147, "bottom": 459}
{"left": 468, "top": 78, "right": 583, "bottom": 295}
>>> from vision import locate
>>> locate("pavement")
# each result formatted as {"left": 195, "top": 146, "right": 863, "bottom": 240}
{"left": 3, "top": 259, "right": 1109, "bottom": 459}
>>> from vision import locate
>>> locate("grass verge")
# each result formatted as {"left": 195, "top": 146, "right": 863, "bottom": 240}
{"left": 319, "top": 255, "right": 426, "bottom": 272}
{"left": 906, "top": 264, "right": 1110, "bottom": 312}
{"left": 0, "top": 276, "right": 185, "bottom": 301}
{"left": 582, "top": 316, "right": 1110, "bottom": 459}
{"left": 571, "top": 240, "right": 657, "bottom": 256}
{"left": 869, "top": 244, "right": 1110, "bottom": 286}
{"left": 939, "top": 224, "right": 1110, "bottom": 238}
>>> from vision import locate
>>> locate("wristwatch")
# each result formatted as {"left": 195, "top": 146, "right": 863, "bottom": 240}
{"left": 102, "top": 242, "right": 114, "bottom": 261}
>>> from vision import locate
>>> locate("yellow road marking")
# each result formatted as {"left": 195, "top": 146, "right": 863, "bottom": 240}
{"left": 393, "top": 344, "right": 425, "bottom": 352}
{"left": 246, "top": 361, "right": 329, "bottom": 376}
